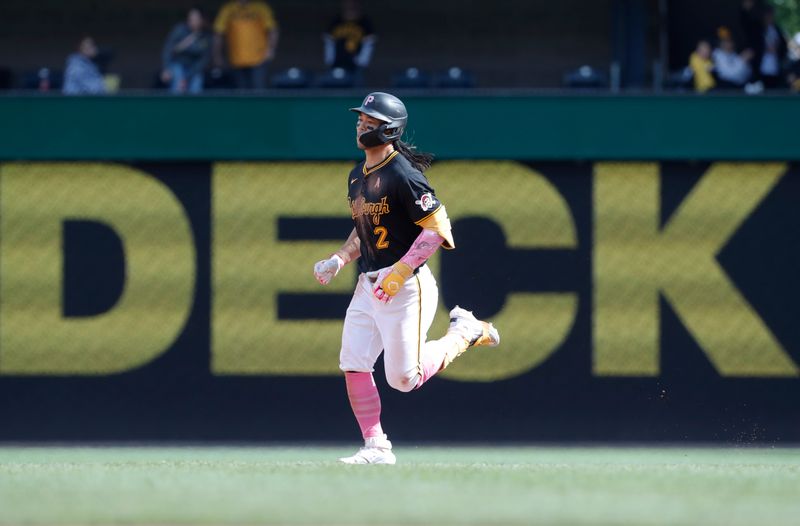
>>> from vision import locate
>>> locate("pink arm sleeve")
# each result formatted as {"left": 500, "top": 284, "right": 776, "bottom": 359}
{"left": 399, "top": 228, "right": 445, "bottom": 270}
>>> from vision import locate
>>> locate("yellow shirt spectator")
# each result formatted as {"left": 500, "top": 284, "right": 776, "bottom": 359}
{"left": 214, "top": 0, "right": 278, "bottom": 68}
{"left": 689, "top": 41, "right": 715, "bottom": 93}
{"left": 690, "top": 53, "right": 715, "bottom": 92}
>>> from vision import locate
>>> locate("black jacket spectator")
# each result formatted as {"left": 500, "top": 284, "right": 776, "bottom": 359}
{"left": 161, "top": 8, "right": 211, "bottom": 94}
{"left": 323, "top": 0, "right": 375, "bottom": 82}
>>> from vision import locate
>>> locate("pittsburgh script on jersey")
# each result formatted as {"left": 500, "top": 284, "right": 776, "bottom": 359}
{"left": 349, "top": 195, "right": 389, "bottom": 225}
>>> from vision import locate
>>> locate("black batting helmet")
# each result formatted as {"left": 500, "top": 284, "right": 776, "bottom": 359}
{"left": 350, "top": 92, "right": 408, "bottom": 147}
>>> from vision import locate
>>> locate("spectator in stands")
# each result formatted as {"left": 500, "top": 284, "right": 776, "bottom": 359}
{"left": 323, "top": 0, "right": 376, "bottom": 85}
{"left": 787, "top": 33, "right": 800, "bottom": 93}
{"left": 689, "top": 40, "right": 715, "bottom": 93}
{"left": 161, "top": 8, "right": 211, "bottom": 94}
{"left": 63, "top": 36, "right": 106, "bottom": 95}
{"left": 213, "top": 0, "right": 279, "bottom": 90}
{"left": 757, "top": 6, "right": 788, "bottom": 89}
{"left": 712, "top": 27, "right": 753, "bottom": 89}
{"left": 739, "top": 0, "right": 763, "bottom": 59}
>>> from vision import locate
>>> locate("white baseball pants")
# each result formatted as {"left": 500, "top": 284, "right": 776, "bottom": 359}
{"left": 340, "top": 264, "right": 452, "bottom": 392}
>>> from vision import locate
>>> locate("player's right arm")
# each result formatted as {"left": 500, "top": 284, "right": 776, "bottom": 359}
{"left": 314, "top": 228, "right": 360, "bottom": 285}
{"left": 333, "top": 227, "right": 361, "bottom": 265}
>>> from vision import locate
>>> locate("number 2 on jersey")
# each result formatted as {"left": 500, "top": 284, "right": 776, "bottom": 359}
{"left": 373, "top": 226, "right": 389, "bottom": 249}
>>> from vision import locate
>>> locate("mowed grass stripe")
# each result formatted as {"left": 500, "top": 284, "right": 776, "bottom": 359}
{"left": 0, "top": 447, "right": 798, "bottom": 525}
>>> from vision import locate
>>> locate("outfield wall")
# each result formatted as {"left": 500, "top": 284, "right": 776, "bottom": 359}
{"left": 0, "top": 96, "right": 798, "bottom": 442}
{"left": 1, "top": 94, "right": 799, "bottom": 161}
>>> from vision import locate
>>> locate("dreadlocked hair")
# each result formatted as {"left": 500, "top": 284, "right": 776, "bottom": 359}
{"left": 394, "top": 139, "right": 435, "bottom": 172}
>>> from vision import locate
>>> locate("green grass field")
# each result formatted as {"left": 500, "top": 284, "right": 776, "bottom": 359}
{"left": 0, "top": 446, "right": 798, "bottom": 525}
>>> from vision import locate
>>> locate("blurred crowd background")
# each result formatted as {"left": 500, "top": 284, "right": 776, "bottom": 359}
{"left": 0, "top": 0, "right": 798, "bottom": 94}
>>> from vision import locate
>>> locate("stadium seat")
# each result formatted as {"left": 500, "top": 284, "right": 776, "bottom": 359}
{"left": 271, "top": 67, "right": 311, "bottom": 89}
{"left": 664, "top": 67, "right": 694, "bottom": 91}
{"left": 316, "top": 67, "right": 355, "bottom": 88}
{"left": 21, "top": 68, "right": 63, "bottom": 91}
{"left": 391, "top": 67, "right": 431, "bottom": 88}
{"left": 0, "top": 67, "right": 12, "bottom": 90}
{"left": 151, "top": 70, "right": 168, "bottom": 90}
{"left": 562, "top": 65, "right": 609, "bottom": 89}
{"left": 433, "top": 67, "right": 475, "bottom": 88}
{"left": 204, "top": 68, "right": 236, "bottom": 90}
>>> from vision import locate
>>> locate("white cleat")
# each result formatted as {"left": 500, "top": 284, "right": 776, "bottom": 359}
{"left": 339, "top": 435, "right": 396, "bottom": 465}
{"left": 449, "top": 306, "right": 500, "bottom": 348}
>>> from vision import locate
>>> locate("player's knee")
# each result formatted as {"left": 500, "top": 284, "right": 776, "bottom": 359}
{"left": 386, "top": 371, "right": 420, "bottom": 393}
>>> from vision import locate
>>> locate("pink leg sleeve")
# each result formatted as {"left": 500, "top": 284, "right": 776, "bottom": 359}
{"left": 414, "top": 333, "right": 464, "bottom": 389}
{"left": 345, "top": 372, "right": 384, "bottom": 439}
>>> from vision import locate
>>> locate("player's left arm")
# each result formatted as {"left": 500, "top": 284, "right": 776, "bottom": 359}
{"left": 370, "top": 227, "right": 444, "bottom": 303}
{"left": 370, "top": 171, "right": 454, "bottom": 302}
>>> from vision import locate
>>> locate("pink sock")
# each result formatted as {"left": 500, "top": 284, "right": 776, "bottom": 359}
{"left": 345, "top": 372, "right": 384, "bottom": 439}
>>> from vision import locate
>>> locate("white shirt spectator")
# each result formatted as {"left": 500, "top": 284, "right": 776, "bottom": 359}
{"left": 63, "top": 53, "right": 106, "bottom": 95}
{"left": 713, "top": 48, "right": 751, "bottom": 85}
{"left": 761, "top": 25, "right": 781, "bottom": 76}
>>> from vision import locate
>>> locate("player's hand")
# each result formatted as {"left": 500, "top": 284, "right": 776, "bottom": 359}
{"left": 366, "top": 267, "right": 394, "bottom": 303}
{"left": 367, "top": 262, "right": 413, "bottom": 303}
{"left": 314, "top": 254, "right": 344, "bottom": 285}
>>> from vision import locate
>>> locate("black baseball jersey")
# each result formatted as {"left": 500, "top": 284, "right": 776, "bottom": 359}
{"left": 348, "top": 151, "right": 443, "bottom": 274}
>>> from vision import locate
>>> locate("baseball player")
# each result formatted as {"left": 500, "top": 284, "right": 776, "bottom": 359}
{"left": 314, "top": 92, "right": 500, "bottom": 464}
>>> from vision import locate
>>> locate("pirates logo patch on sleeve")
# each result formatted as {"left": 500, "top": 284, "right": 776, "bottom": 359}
{"left": 415, "top": 192, "right": 438, "bottom": 212}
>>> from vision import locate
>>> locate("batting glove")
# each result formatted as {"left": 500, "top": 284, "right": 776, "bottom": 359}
{"left": 314, "top": 254, "right": 344, "bottom": 285}
{"left": 368, "top": 262, "right": 413, "bottom": 303}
